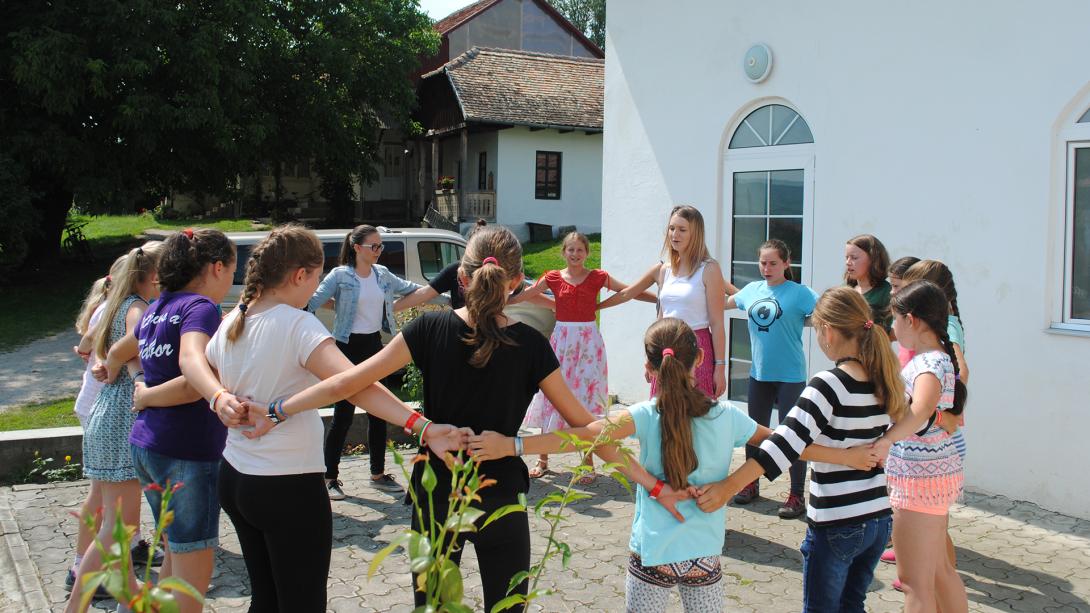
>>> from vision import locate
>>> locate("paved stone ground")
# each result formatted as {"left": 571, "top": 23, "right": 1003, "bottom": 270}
{"left": 2, "top": 449, "right": 1088, "bottom": 612}
{"left": 0, "top": 330, "right": 84, "bottom": 411}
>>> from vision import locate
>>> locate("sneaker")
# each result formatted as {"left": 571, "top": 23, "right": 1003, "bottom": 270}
{"left": 732, "top": 482, "right": 759, "bottom": 505}
{"left": 778, "top": 493, "right": 806, "bottom": 519}
{"left": 369, "top": 474, "right": 403, "bottom": 492}
{"left": 327, "top": 479, "right": 347, "bottom": 501}
{"left": 64, "top": 568, "right": 110, "bottom": 599}
{"left": 130, "top": 539, "right": 165, "bottom": 568}
{"left": 892, "top": 578, "right": 904, "bottom": 592}
{"left": 880, "top": 548, "right": 897, "bottom": 564}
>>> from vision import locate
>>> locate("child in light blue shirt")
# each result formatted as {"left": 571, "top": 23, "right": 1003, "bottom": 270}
{"left": 469, "top": 318, "right": 769, "bottom": 612}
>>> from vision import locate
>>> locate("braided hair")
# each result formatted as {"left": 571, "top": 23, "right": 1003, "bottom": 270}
{"left": 891, "top": 280, "right": 967, "bottom": 415}
{"left": 902, "top": 259, "right": 964, "bottom": 331}
{"left": 227, "top": 224, "right": 324, "bottom": 342}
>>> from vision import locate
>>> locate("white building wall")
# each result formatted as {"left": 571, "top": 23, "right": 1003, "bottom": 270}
{"left": 496, "top": 126, "right": 603, "bottom": 240}
{"left": 601, "top": 0, "right": 1090, "bottom": 518}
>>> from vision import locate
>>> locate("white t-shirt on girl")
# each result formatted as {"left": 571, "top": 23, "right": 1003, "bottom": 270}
{"left": 659, "top": 262, "right": 709, "bottom": 330}
{"left": 206, "top": 304, "right": 331, "bottom": 476}
{"left": 352, "top": 269, "right": 384, "bottom": 334}
{"left": 74, "top": 303, "right": 108, "bottom": 423}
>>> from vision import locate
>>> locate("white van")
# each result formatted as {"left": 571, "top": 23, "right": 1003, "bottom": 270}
{"left": 221, "top": 227, "right": 555, "bottom": 340}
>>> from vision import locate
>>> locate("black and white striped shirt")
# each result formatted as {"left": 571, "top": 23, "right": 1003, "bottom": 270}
{"left": 753, "top": 368, "right": 892, "bottom": 527}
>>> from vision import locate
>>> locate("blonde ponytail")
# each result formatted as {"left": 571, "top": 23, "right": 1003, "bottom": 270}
{"left": 93, "top": 242, "right": 163, "bottom": 359}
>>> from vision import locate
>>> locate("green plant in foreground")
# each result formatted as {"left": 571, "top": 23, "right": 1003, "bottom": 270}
{"left": 75, "top": 480, "right": 202, "bottom": 612}
{"left": 369, "top": 416, "right": 633, "bottom": 612}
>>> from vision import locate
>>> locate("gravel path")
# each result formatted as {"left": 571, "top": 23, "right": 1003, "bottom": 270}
{"left": 0, "top": 330, "right": 85, "bottom": 411}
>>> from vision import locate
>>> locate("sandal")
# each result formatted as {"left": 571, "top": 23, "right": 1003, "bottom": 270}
{"left": 576, "top": 472, "right": 597, "bottom": 486}
{"left": 528, "top": 459, "right": 549, "bottom": 479}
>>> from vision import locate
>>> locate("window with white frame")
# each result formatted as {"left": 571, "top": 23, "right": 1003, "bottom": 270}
{"left": 1067, "top": 140, "right": 1090, "bottom": 324}
{"left": 723, "top": 104, "right": 814, "bottom": 403}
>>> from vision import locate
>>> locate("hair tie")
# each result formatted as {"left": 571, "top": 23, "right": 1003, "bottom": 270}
{"left": 954, "top": 373, "right": 960, "bottom": 382}
{"left": 105, "top": 275, "right": 112, "bottom": 283}
{"left": 863, "top": 320, "right": 874, "bottom": 330}
{"left": 482, "top": 256, "right": 499, "bottom": 266}
{"left": 136, "top": 247, "right": 144, "bottom": 257}
{"left": 238, "top": 303, "right": 248, "bottom": 314}
{"left": 661, "top": 348, "right": 675, "bottom": 358}
{"left": 183, "top": 228, "right": 194, "bottom": 239}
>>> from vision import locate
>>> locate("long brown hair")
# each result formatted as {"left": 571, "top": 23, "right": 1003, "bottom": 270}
{"left": 228, "top": 224, "right": 324, "bottom": 342}
{"left": 901, "top": 259, "right": 964, "bottom": 331}
{"left": 460, "top": 225, "right": 523, "bottom": 367}
{"left": 644, "top": 318, "right": 715, "bottom": 490}
{"left": 338, "top": 224, "right": 378, "bottom": 267}
{"left": 812, "top": 287, "right": 907, "bottom": 421}
{"left": 662, "top": 205, "right": 711, "bottom": 276}
{"left": 844, "top": 234, "right": 890, "bottom": 288}
{"left": 158, "top": 228, "right": 236, "bottom": 292}
{"left": 891, "top": 280, "right": 968, "bottom": 415}
{"left": 93, "top": 242, "right": 164, "bottom": 359}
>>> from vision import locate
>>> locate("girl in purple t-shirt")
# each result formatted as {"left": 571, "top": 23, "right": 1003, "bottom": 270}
{"left": 127, "top": 228, "right": 237, "bottom": 613}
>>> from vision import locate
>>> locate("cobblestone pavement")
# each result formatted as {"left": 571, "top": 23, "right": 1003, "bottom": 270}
{"left": 2, "top": 449, "right": 1088, "bottom": 612}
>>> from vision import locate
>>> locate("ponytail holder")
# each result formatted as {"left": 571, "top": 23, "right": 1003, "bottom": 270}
{"left": 238, "top": 303, "right": 248, "bottom": 313}
{"left": 955, "top": 373, "right": 961, "bottom": 382}
{"left": 863, "top": 320, "right": 874, "bottom": 330}
{"left": 661, "top": 348, "right": 675, "bottom": 358}
{"left": 183, "top": 228, "right": 194, "bottom": 239}
{"left": 136, "top": 247, "right": 144, "bottom": 256}
{"left": 105, "top": 275, "right": 112, "bottom": 283}
{"left": 482, "top": 257, "right": 499, "bottom": 266}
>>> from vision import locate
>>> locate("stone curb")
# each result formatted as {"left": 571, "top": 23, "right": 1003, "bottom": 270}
{"left": 0, "top": 488, "right": 50, "bottom": 612}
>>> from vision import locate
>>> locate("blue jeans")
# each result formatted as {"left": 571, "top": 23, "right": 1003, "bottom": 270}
{"left": 131, "top": 445, "right": 221, "bottom": 553}
{"left": 801, "top": 514, "right": 892, "bottom": 613}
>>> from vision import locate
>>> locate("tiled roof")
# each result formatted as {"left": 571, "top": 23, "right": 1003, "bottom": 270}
{"left": 426, "top": 47, "right": 603, "bottom": 131}
{"left": 433, "top": 0, "right": 501, "bottom": 34}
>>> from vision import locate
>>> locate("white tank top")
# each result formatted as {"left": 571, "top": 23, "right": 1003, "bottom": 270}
{"left": 351, "top": 269, "right": 384, "bottom": 334}
{"left": 659, "top": 262, "right": 710, "bottom": 330}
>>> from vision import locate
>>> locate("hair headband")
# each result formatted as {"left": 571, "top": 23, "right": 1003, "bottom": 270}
{"left": 863, "top": 320, "right": 874, "bottom": 330}
{"left": 183, "top": 228, "right": 194, "bottom": 239}
{"left": 661, "top": 348, "right": 675, "bottom": 358}
{"left": 482, "top": 257, "right": 499, "bottom": 266}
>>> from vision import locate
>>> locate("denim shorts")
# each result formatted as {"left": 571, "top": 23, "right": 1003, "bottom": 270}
{"left": 131, "top": 445, "right": 221, "bottom": 553}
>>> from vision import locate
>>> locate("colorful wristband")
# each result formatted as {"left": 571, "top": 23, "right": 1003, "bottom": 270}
{"left": 274, "top": 399, "right": 287, "bottom": 420}
{"left": 514, "top": 436, "right": 524, "bottom": 456}
{"left": 404, "top": 411, "right": 422, "bottom": 435}
{"left": 649, "top": 479, "right": 665, "bottom": 499}
{"left": 417, "top": 420, "right": 432, "bottom": 446}
{"left": 209, "top": 389, "right": 227, "bottom": 412}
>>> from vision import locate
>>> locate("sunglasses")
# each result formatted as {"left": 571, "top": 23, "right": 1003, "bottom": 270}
{"left": 358, "top": 242, "right": 384, "bottom": 253}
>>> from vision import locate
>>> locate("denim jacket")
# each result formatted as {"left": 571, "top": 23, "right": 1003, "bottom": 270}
{"left": 307, "top": 264, "right": 422, "bottom": 343}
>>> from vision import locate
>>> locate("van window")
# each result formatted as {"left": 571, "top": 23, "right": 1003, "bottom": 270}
{"left": 322, "top": 241, "right": 341, "bottom": 273}
{"left": 418, "top": 241, "right": 465, "bottom": 281}
{"left": 379, "top": 240, "right": 406, "bottom": 277}
{"left": 233, "top": 245, "right": 252, "bottom": 285}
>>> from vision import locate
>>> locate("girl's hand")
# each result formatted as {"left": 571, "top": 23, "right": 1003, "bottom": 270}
{"left": 213, "top": 392, "right": 249, "bottom": 428}
{"left": 869, "top": 438, "right": 892, "bottom": 464}
{"left": 73, "top": 346, "right": 90, "bottom": 363}
{"left": 466, "top": 430, "right": 514, "bottom": 462}
{"left": 937, "top": 411, "right": 959, "bottom": 434}
{"left": 842, "top": 445, "right": 883, "bottom": 471}
{"left": 132, "top": 381, "right": 149, "bottom": 412}
{"left": 696, "top": 478, "right": 741, "bottom": 512}
{"left": 713, "top": 368, "right": 727, "bottom": 398}
{"left": 653, "top": 483, "right": 693, "bottom": 523}
{"left": 239, "top": 400, "right": 276, "bottom": 439}
{"left": 424, "top": 424, "right": 473, "bottom": 458}
{"left": 91, "top": 363, "right": 108, "bottom": 382}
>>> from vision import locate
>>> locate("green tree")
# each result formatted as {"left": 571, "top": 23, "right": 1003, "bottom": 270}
{"left": 548, "top": 0, "right": 605, "bottom": 49}
{"left": 0, "top": 0, "right": 437, "bottom": 267}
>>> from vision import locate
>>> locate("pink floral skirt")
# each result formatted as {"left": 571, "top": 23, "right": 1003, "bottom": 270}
{"left": 649, "top": 327, "right": 716, "bottom": 399}
{"left": 523, "top": 322, "right": 608, "bottom": 432}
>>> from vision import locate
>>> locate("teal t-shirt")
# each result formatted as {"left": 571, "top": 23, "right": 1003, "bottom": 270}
{"left": 627, "top": 400, "right": 757, "bottom": 566}
{"left": 734, "top": 280, "right": 819, "bottom": 383}
{"left": 947, "top": 315, "right": 965, "bottom": 351}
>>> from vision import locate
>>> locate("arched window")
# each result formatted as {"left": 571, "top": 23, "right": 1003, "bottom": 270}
{"left": 728, "top": 104, "right": 814, "bottom": 149}
{"left": 722, "top": 103, "right": 815, "bottom": 403}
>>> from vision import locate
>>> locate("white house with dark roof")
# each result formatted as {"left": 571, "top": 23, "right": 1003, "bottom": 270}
{"left": 416, "top": 46, "right": 603, "bottom": 239}
{"left": 599, "top": 0, "right": 1090, "bottom": 519}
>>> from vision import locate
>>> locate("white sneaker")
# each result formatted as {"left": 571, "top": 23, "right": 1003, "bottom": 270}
{"left": 327, "top": 479, "right": 346, "bottom": 500}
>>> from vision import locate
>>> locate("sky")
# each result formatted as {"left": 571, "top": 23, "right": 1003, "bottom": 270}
{"left": 417, "top": 0, "right": 472, "bottom": 20}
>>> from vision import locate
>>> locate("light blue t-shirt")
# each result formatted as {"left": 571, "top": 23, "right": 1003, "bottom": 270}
{"left": 734, "top": 280, "right": 819, "bottom": 383}
{"left": 947, "top": 315, "right": 965, "bottom": 352}
{"left": 627, "top": 400, "right": 757, "bottom": 566}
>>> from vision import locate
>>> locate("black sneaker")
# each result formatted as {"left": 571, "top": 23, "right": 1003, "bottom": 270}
{"left": 369, "top": 474, "right": 403, "bottom": 492}
{"left": 327, "top": 479, "right": 347, "bottom": 500}
{"left": 778, "top": 493, "right": 806, "bottom": 519}
{"left": 130, "top": 539, "right": 164, "bottom": 568}
{"left": 64, "top": 568, "right": 110, "bottom": 599}
{"left": 732, "top": 482, "right": 759, "bottom": 505}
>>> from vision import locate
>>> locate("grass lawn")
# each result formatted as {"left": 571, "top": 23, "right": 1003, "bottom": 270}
{"left": 0, "top": 398, "right": 79, "bottom": 432}
{"left": 521, "top": 233, "right": 601, "bottom": 279}
{"left": 0, "top": 214, "right": 256, "bottom": 352}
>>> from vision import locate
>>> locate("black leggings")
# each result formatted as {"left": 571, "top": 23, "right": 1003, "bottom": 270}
{"left": 218, "top": 462, "right": 331, "bottom": 613}
{"left": 411, "top": 489, "right": 530, "bottom": 612}
{"left": 746, "top": 377, "right": 808, "bottom": 496}
{"left": 326, "top": 332, "right": 387, "bottom": 479}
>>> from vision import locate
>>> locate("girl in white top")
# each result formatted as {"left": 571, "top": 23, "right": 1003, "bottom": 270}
{"left": 598, "top": 205, "right": 727, "bottom": 397}
{"left": 204, "top": 225, "right": 465, "bottom": 613}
